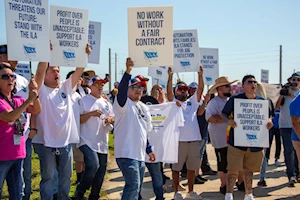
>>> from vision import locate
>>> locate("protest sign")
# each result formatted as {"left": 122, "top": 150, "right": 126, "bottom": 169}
{"left": 148, "top": 66, "right": 168, "bottom": 81}
{"left": 200, "top": 48, "right": 219, "bottom": 85}
{"left": 50, "top": 5, "right": 89, "bottom": 67}
{"left": 128, "top": 6, "right": 173, "bottom": 67}
{"left": 152, "top": 77, "right": 167, "bottom": 89}
{"left": 5, "top": 0, "right": 50, "bottom": 62}
{"left": 261, "top": 69, "right": 269, "bottom": 83}
{"left": 234, "top": 99, "right": 269, "bottom": 147}
{"left": 15, "top": 63, "right": 31, "bottom": 81}
{"left": 263, "top": 83, "right": 281, "bottom": 104}
{"left": 88, "top": 21, "right": 101, "bottom": 64}
{"left": 172, "top": 30, "right": 200, "bottom": 73}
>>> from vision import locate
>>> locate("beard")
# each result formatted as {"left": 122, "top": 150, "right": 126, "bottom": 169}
{"left": 176, "top": 94, "right": 188, "bottom": 101}
{"left": 223, "top": 92, "right": 232, "bottom": 97}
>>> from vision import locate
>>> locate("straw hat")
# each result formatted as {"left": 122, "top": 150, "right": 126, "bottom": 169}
{"left": 83, "top": 70, "right": 96, "bottom": 78}
{"left": 208, "top": 76, "right": 238, "bottom": 94}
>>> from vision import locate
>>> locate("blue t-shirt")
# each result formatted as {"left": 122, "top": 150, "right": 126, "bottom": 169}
{"left": 272, "top": 110, "right": 280, "bottom": 129}
{"left": 290, "top": 95, "right": 300, "bottom": 141}
{"left": 222, "top": 93, "right": 265, "bottom": 152}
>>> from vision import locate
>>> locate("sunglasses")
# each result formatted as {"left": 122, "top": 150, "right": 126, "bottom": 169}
{"left": 1, "top": 73, "right": 16, "bottom": 80}
{"left": 178, "top": 86, "right": 188, "bottom": 92}
{"left": 83, "top": 76, "right": 90, "bottom": 80}
{"left": 131, "top": 85, "right": 144, "bottom": 91}
{"left": 247, "top": 80, "right": 257, "bottom": 84}
{"left": 292, "top": 78, "right": 300, "bottom": 82}
{"left": 93, "top": 82, "right": 104, "bottom": 87}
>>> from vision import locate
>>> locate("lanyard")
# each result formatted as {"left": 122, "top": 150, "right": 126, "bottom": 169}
{"left": 0, "top": 92, "right": 16, "bottom": 109}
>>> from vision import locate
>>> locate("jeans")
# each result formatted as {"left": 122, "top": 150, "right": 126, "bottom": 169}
{"left": 75, "top": 145, "right": 107, "bottom": 200}
{"left": 199, "top": 139, "right": 208, "bottom": 160}
{"left": 116, "top": 158, "right": 145, "bottom": 200}
{"left": 259, "top": 149, "right": 267, "bottom": 181}
{"left": 34, "top": 144, "right": 72, "bottom": 200}
{"left": 22, "top": 138, "right": 32, "bottom": 200}
{"left": 281, "top": 128, "right": 298, "bottom": 179}
{"left": 0, "top": 159, "right": 23, "bottom": 200}
{"left": 266, "top": 128, "right": 281, "bottom": 160}
{"left": 145, "top": 162, "right": 164, "bottom": 200}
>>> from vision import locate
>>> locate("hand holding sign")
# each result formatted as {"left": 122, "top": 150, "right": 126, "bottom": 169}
{"left": 126, "top": 58, "right": 134, "bottom": 74}
{"left": 198, "top": 66, "right": 203, "bottom": 77}
{"left": 86, "top": 44, "right": 92, "bottom": 56}
{"left": 167, "top": 67, "right": 173, "bottom": 77}
{"left": 228, "top": 119, "right": 237, "bottom": 128}
{"left": 267, "top": 119, "right": 273, "bottom": 130}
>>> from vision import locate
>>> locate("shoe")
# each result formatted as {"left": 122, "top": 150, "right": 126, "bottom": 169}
{"left": 297, "top": 176, "right": 300, "bottom": 183}
{"left": 236, "top": 181, "right": 245, "bottom": 191}
{"left": 72, "top": 192, "right": 84, "bottom": 200}
{"left": 225, "top": 193, "right": 233, "bottom": 200}
{"left": 174, "top": 192, "right": 184, "bottom": 200}
{"left": 163, "top": 174, "right": 171, "bottom": 180}
{"left": 257, "top": 180, "right": 267, "bottom": 187}
{"left": 53, "top": 194, "right": 57, "bottom": 200}
{"left": 275, "top": 159, "right": 281, "bottom": 166}
{"left": 196, "top": 175, "right": 208, "bottom": 181}
{"left": 203, "top": 170, "right": 217, "bottom": 175}
{"left": 244, "top": 193, "right": 255, "bottom": 200}
{"left": 220, "top": 186, "right": 226, "bottom": 195}
{"left": 289, "top": 177, "right": 297, "bottom": 187}
{"left": 194, "top": 176, "right": 205, "bottom": 184}
{"left": 185, "top": 191, "right": 202, "bottom": 199}
{"left": 181, "top": 172, "right": 187, "bottom": 178}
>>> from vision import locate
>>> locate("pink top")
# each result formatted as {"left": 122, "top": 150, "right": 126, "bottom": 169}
{"left": 0, "top": 96, "right": 26, "bottom": 161}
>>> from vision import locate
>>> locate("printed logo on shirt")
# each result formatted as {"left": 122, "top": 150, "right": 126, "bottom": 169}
{"left": 105, "top": 105, "right": 109, "bottom": 111}
{"left": 146, "top": 102, "right": 153, "bottom": 105}
{"left": 61, "top": 92, "right": 67, "bottom": 99}
{"left": 187, "top": 102, "right": 192, "bottom": 106}
{"left": 21, "top": 86, "right": 27, "bottom": 92}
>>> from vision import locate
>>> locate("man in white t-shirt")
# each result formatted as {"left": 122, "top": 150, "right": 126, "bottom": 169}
{"left": 205, "top": 76, "right": 237, "bottom": 195}
{"left": 73, "top": 75, "right": 114, "bottom": 200}
{"left": 0, "top": 44, "right": 48, "bottom": 200}
{"left": 114, "top": 58, "right": 156, "bottom": 200}
{"left": 167, "top": 66, "right": 204, "bottom": 200}
{"left": 31, "top": 44, "right": 91, "bottom": 200}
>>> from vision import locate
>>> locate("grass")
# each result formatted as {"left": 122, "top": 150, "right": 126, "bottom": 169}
{"left": 1, "top": 135, "right": 116, "bottom": 200}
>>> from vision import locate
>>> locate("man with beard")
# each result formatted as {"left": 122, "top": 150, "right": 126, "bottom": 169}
{"left": 167, "top": 66, "right": 204, "bottom": 200}
{"left": 205, "top": 77, "right": 237, "bottom": 195}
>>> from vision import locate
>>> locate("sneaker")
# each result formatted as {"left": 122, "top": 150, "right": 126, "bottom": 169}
{"left": 196, "top": 175, "right": 208, "bottom": 181}
{"left": 174, "top": 192, "right": 184, "bottom": 200}
{"left": 163, "top": 174, "right": 171, "bottom": 180}
{"left": 203, "top": 170, "right": 217, "bottom": 175}
{"left": 236, "top": 181, "right": 245, "bottom": 191}
{"left": 257, "top": 180, "right": 267, "bottom": 187}
{"left": 244, "top": 193, "right": 255, "bottom": 200}
{"left": 220, "top": 185, "right": 226, "bottom": 195}
{"left": 185, "top": 191, "right": 202, "bottom": 199}
{"left": 275, "top": 159, "right": 281, "bottom": 166}
{"left": 289, "top": 177, "right": 297, "bottom": 187}
{"left": 225, "top": 193, "right": 233, "bottom": 200}
{"left": 194, "top": 176, "right": 205, "bottom": 184}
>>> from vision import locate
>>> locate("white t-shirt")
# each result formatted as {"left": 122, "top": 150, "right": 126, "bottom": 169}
{"left": 174, "top": 93, "right": 202, "bottom": 141}
{"left": 78, "top": 94, "right": 114, "bottom": 154}
{"left": 77, "top": 86, "right": 90, "bottom": 97}
{"left": 72, "top": 91, "right": 81, "bottom": 137}
{"left": 33, "top": 77, "right": 79, "bottom": 147}
{"left": 113, "top": 98, "right": 152, "bottom": 161}
{"left": 145, "top": 102, "right": 184, "bottom": 163}
{"left": 15, "top": 74, "right": 30, "bottom": 138}
{"left": 205, "top": 96, "right": 228, "bottom": 149}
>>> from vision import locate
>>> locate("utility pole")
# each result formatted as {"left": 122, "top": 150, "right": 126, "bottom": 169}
{"left": 115, "top": 53, "right": 117, "bottom": 83}
{"left": 109, "top": 48, "right": 112, "bottom": 92}
{"left": 279, "top": 45, "right": 282, "bottom": 85}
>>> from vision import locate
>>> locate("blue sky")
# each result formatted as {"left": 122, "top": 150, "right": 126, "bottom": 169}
{"left": 1, "top": 0, "right": 299, "bottom": 92}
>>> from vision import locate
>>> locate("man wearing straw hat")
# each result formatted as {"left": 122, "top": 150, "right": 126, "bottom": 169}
{"left": 205, "top": 76, "right": 237, "bottom": 195}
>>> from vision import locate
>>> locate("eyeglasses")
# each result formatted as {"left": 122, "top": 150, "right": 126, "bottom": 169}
{"left": 93, "top": 82, "right": 104, "bottom": 87}
{"left": 83, "top": 76, "right": 90, "bottom": 81}
{"left": 131, "top": 85, "right": 144, "bottom": 91}
{"left": 224, "top": 84, "right": 231, "bottom": 88}
{"left": 247, "top": 80, "right": 257, "bottom": 84}
{"left": 1, "top": 73, "right": 16, "bottom": 80}
{"left": 292, "top": 78, "right": 300, "bottom": 82}
{"left": 178, "top": 86, "right": 188, "bottom": 92}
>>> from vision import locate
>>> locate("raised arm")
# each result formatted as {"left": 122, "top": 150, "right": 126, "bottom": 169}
{"left": 167, "top": 67, "right": 174, "bottom": 102}
{"left": 197, "top": 66, "right": 204, "bottom": 102}
{"left": 117, "top": 58, "right": 133, "bottom": 107}
{"left": 35, "top": 62, "right": 48, "bottom": 91}
{"left": 71, "top": 44, "right": 91, "bottom": 89}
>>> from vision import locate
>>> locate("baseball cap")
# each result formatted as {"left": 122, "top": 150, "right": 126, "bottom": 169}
{"left": 129, "top": 77, "right": 146, "bottom": 88}
{"left": 188, "top": 82, "right": 198, "bottom": 88}
{"left": 135, "top": 75, "right": 149, "bottom": 82}
{"left": 114, "top": 81, "right": 119, "bottom": 86}
{"left": 88, "top": 76, "right": 107, "bottom": 86}
{"left": 288, "top": 72, "right": 300, "bottom": 81}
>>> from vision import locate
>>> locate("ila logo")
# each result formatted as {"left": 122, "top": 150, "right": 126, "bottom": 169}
{"left": 180, "top": 61, "right": 191, "bottom": 69}
{"left": 144, "top": 50, "right": 158, "bottom": 65}
{"left": 246, "top": 133, "right": 258, "bottom": 145}
{"left": 23, "top": 45, "right": 36, "bottom": 59}
{"left": 63, "top": 50, "right": 76, "bottom": 64}
{"left": 61, "top": 92, "right": 66, "bottom": 99}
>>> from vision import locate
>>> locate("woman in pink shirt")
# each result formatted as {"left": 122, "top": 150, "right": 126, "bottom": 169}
{"left": 0, "top": 63, "right": 41, "bottom": 200}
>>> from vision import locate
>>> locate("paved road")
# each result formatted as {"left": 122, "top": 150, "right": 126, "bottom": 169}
{"left": 102, "top": 143, "right": 300, "bottom": 200}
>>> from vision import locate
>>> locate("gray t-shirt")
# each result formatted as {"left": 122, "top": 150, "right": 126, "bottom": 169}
{"left": 206, "top": 96, "right": 228, "bottom": 149}
{"left": 279, "top": 89, "right": 300, "bottom": 128}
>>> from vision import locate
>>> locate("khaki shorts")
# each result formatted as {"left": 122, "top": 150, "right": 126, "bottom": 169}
{"left": 227, "top": 144, "right": 263, "bottom": 172}
{"left": 73, "top": 144, "right": 84, "bottom": 162}
{"left": 172, "top": 141, "right": 201, "bottom": 171}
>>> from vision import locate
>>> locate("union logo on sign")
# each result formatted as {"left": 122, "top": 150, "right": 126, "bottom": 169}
{"left": 144, "top": 49, "right": 158, "bottom": 65}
